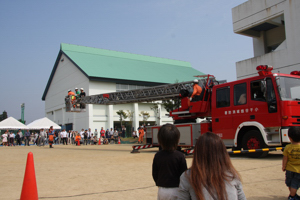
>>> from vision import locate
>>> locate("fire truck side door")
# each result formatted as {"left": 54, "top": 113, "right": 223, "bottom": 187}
{"left": 212, "top": 86, "right": 233, "bottom": 140}
{"left": 232, "top": 83, "right": 249, "bottom": 138}
{"left": 249, "top": 78, "right": 281, "bottom": 127}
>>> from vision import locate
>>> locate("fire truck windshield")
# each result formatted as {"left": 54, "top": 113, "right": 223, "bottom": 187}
{"left": 276, "top": 76, "right": 300, "bottom": 100}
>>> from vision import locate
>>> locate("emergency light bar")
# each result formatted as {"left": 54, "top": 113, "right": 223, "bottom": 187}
{"left": 256, "top": 65, "right": 273, "bottom": 76}
{"left": 291, "top": 71, "right": 300, "bottom": 75}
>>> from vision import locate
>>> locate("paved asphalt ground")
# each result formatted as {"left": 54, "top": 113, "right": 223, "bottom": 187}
{"left": 0, "top": 144, "right": 288, "bottom": 200}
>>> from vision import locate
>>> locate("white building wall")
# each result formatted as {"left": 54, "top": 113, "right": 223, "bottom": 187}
{"left": 45, "top": 54, "right": 90, "bottom": 130}
{"left": 232, "top": 0, "right": 300, "bottom": 79}
{"left": 45, "top": 55, "right": 173, "bottom": 132}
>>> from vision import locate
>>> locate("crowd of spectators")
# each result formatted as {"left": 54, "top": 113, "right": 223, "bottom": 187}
{"left": 0, "top": 124, "right": 147, "bottom": 146}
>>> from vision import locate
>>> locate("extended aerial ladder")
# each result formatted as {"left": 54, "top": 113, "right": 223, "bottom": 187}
{"left": 65, "top": 75, "right": 217, "bottom": 112}
{"left": 65, "top": 74, "right": 218, "bottom": 154}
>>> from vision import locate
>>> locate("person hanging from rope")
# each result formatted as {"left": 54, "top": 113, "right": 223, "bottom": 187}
{"left": 80, "top": 88, "right": 86, "bottom": 109}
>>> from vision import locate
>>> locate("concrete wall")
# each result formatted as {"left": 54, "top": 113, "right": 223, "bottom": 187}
{"left": 232, "top": 0, "right": 300, "bottom": 79}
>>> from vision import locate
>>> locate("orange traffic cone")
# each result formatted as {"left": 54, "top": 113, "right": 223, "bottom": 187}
{"left": 20, "top": 152, "right": 38, "bottom": 200}
{"left": 77, "top": 140, "right": 80, "bottom": 146}
{"left": 118, "top": 137, "right": 121, "bottom": 144}
{"left": 98, "top": 138, "right": 101, "bottom": 145}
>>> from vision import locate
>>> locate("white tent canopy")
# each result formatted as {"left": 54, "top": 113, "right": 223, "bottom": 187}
{"left": 27, "top": 117, "right": 61, "bottom": 130}
{"left": 0, "top": 117, "right": 28, "bottom": 130}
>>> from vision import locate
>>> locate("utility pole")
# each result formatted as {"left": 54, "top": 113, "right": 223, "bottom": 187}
{"left": 21, "top": 103, "right": 25, "bottom": 124}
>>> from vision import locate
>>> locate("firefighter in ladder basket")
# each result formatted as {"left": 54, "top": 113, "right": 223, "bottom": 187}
{"left": 67, "top": 89, "right": 76, "bottom": 108}
{"left": 190, "top": 79, "right": 203, "bottom": 102}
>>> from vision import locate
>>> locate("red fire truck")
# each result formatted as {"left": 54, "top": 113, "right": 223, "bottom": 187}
{"left": 140, "top": 66, "right": 300, "bottom": 157}
{"left": 66, "top": 66, "right": 300, "bottom": 157}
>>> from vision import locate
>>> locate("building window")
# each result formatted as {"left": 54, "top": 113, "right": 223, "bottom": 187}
{"left": 116, "top": 84, "right": 147, "bottom": 92}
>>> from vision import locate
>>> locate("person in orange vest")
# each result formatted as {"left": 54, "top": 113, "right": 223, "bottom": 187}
{"left": 68, "top": 89, "right": 75, "bottom": 96}
{"left": 67, "top": 89, "right": 76, "bottom": 107}
{"left": 48, "top": 126, "right": 54, "bottom": 148}
{"left": 138, "top": 126, "right": 145, "bottom": 144}
{"left": 190, "top": 79, "right": 202, "bottom": 102}
{"left": 75, "top": 133, "right": 81, "bottom": 146}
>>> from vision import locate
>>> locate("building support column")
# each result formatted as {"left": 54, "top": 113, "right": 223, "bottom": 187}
{"left": 62, "top": 108, "right": 65, "bottom": 127}
{"left": 53, "top": 110, "right": 56, "bottom": 124}
{"left": 88, "top": 104, "right": 93, "bottom": 129}
{"left": 133, "top": 103, "right": 139, "bottom": 131}
{"left": 157, "top": 103, "right": 162, "bottom": 126}
{"left": 108, "top": 105, "right": 114, "bottom": 129}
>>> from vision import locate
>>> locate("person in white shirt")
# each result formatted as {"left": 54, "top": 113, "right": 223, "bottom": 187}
{"left": 79, "top": 129, "right": 84, "bottom": 138}
{"left": 87, "top": 128, "right": 92, "bottom": 144}
{"left": 34, "top": 132, "right": 39, "bottom": 145}
{"left": 108, "top": 128, "right": 114, "bottom": 143}
{"left": 39, "top": 128, "right": 46, "bottom": 146}
{"left": 60, "top": 129, "right": 68, "bottom": 145}
{"left": 113, "top": 129, "right": 119, "bottom": 144}
{"left": 94, "top": 129, "right": 98, "bottom": 140}
{"left": 9, "top": 132, "right": 15, "bottom": 146}
{"left": 2, "top": 130, "right": 8, "bottom": 146}
{"left": 132, "top": 131, "right": 137, "bottom": 139}
{"left": 18, "top": 129, "right": 23, "bottom": 145}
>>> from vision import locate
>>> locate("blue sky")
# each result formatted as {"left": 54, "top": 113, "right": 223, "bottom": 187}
{"left": 0, "top": 0, "right": 252, "bottom": 124}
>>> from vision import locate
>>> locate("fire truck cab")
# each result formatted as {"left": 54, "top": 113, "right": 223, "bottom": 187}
{"left": 211, "top": 66, "right": 300, "bottom": 155}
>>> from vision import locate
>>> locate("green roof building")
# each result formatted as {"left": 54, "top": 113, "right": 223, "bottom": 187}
{"left": 42, "top": 43, "right": 204, "bottom": 132}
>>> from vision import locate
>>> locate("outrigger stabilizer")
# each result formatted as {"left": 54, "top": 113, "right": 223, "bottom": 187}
{"left": 131, "top": 144, "right": 284, "bottom": 155}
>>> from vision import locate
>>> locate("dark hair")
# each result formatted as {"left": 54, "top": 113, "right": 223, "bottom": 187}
{"left": 288, "top": 127, "right": 300, "bottom": 142}
{"left": 189, "top": 132, "right": 241, "bottom": 200}
{"left": 157, "top": 124, "right": 180, "bottom": 152}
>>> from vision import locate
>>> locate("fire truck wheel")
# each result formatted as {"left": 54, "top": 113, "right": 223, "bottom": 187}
{"left": 242, "top": 130, "right": 268, "bottom": 158}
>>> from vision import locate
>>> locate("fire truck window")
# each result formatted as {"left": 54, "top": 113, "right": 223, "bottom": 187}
{"left": 234, "top": 83, "right": 247, "bottom": 105}
{"left": 251, "top": 81, "right": 266, "bottom": 101}
{"left": 216, "top": 87, "right": 230, "bottom": 108}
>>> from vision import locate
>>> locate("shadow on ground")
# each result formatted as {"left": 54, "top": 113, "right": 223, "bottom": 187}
{"left": 247, "top": 196, "right": 286, "bottom": 200}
